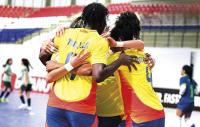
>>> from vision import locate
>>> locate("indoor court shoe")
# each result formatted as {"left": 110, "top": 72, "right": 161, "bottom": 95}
{"left": 0, "top": 98, "right": 8, "bottom": 103}
{"left": 26, "top": 106, "right": 32, "bottom": 111}
{"left": 18, "top": 104, "right": 27, "bottom": 109}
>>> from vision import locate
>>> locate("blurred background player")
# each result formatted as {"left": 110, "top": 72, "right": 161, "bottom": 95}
{"left": 18, "top": 58, "right": 33, "bottom": 111}
{"left": 176, "top": 65, "right": 198, "bottom": 127}
{"left": 0, "top": 58, "right": 13, "bottom": 103}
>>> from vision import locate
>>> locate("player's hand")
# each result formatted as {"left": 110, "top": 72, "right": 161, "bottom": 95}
{"left": 107, "top": 37, "right": 117, "bottom": 47}
{"left": 46, "top": 60, "right": 63, "bottom": 72}
{"left": 101, "top": 26, "right": 110, "bottom": 38}
{"left": 56, "top": 27, "right": 67, "bottom": 37}
{"left": 41, "top": 39, "right": 58, "bottom": 54}
{"left": 119, "top": 51, "right": 139, "bottom": 72}
{"left": 101, "top": 31, "right": 111, "bottom": 38}
{"left": 70, "top": 50, "right": 91, "bottom": 68}
{"left": 144, "top": 53, "right": 155, "bottom": 70}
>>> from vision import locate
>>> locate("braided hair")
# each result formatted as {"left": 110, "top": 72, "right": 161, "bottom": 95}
{"left": 81, "top": 3, "right": 108, "bottom": 34}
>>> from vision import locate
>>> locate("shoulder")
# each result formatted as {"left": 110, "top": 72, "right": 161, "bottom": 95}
{"left": 5, "top": 65, "right": 10, "bottom": 69}
{"left": 180, "top": 76, "right": 188, "bottom": 83}
{"left": 89, "top": 35, "right": 108, "bottom": 48}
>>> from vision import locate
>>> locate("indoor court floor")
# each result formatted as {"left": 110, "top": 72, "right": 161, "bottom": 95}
{"left": 0, "top": 91, "right": 199, "bottom": 127}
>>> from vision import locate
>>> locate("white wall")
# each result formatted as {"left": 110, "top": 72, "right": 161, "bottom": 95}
{"left": 0, "top": 17, "right": 67, "bottom": 29}
{"left": 51, "top": 0, "right": 71, "bottom": 7}
{"left": 0, "top": 0, "right": 7, "bottom": 5}
{"left": 145, "top": 48, "right": 192, "bottom": 89}
{"left": 111, "top": 0, "right": 131, "bottom": 3}
{"left": 192, "top": 50, "right": 200, "bottom": 85}
{"left": 12, "top": 0, "right": 45, "bottom": 7}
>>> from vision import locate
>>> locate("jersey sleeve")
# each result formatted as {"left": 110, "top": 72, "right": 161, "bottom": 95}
{"left": 53, "top": 36, "right": 62, "bottom": 49}
{"left": 180, "top": 77, "right": 186, "bottom": 86}
{"left": 90, "top": 38, "right": 109, "bottom": 65}
{"left": 179, "top": 77, "right": 187, "bottom": 95}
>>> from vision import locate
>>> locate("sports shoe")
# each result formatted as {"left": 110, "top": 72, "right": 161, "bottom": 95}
{"left": 18, "top": 104, "right": 27, "bottom": 109}
{"left": 26, "top": 106, "right": 32, "bottom": 111}
{"left": 4, "top": 98, "right": 9, "bottom": 102}
{"left": 0, "top": 98, "right": 8, "bottom": 103}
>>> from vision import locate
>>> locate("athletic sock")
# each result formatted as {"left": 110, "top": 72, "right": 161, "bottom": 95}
{"left": 0, "top": 91, "right": 5, "bottom": 98}
{"left": 177, "top": 116, "right": 182, "bottom": 127}
{"left": 20, "top": 95, "right": 25, "bottom": 104}
{"left": 27, "top": 98, "right": 31, "bottom": 107}
{"left": 4, "top": 91, "right": 10, "bottom": 98}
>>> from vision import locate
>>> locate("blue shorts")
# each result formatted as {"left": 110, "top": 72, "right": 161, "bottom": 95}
{"left": 46, "top": 106, "right": 96, "bottom": 127}
{"left": 118, "top": 118, "right": 165, "bottom": 127}
{"left": 177, "top": 102, "right": 194, "bottom": 114}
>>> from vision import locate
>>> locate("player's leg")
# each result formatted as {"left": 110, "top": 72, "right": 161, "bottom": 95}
{"left": 0, "top": 84, "right": 7, "bottom": 102}
{"left": 184, "top": 103, "right": 195, "bottom": 127}
{"left": 176, "top": 102, "right": 185, "bottom": 127}
{"left": 25, "top": 84, "right": 32, "bottom": 110}
{"left": 98, "top": 116, "right": 122, "bottom": 127}
{"left": 2, "top": 82, "right": 12, "bottom": 102}
{"left": 65, "top": 109, "right": 96, "bottom": 127}
{"left": 18, "top": 85, "right": 26, "bottom": 109}
{"left": 46, "top": 106, "right": 70, "bottom": 127}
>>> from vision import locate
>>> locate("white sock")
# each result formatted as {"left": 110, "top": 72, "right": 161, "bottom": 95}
{"left": 177, "top": 116, "right": 182, "bottom": 127}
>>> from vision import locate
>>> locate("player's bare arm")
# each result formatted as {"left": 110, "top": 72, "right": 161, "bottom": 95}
{"left": 107, "top": 37, "right": 144, "bottom": 51}
{"left": 39, "top": 39, "right": 57, "bottom": 65}
{"left": 46, "top": 50, "right": 90, "bottom": 83}
{"left": 92, "top": 52, "right": 139, "bottom": 83}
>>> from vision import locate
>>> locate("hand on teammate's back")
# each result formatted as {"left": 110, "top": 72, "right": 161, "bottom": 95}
{"left": 118, "top": 52, "right": 139, "bottom": 72}
{"left": 70, "top": 50, "right": 91, "bottom": 68}
{"left": 41, "top": 39, "right": 58, "bottom": 54}
{"left": 56, "top": 27, "right": 67, "bottom": 37}
{"left": 144, "top": 53, "right": 155, "bottom": 70}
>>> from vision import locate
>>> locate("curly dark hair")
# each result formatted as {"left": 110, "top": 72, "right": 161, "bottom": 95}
{"left": 110, "top": 11, "right": 141, "bottom": 41}
{"left": 81, "top": 2, "right": 108, "bottom": 34}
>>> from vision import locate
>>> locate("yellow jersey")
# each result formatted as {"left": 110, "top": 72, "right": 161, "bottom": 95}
{"left": 97, "top": 71, "right": 124, "bottom": 117}
{"left": 48, "top": 28, "right": 109, "bottom": 114}
{"left": 108, "top": 49, "right": 164, "bottom": 123}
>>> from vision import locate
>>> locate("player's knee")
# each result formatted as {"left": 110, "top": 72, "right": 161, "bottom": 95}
{"left": 176, "top": 108, "right": 183, "bottom": 117}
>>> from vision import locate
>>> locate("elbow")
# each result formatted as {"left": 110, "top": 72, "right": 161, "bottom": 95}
{"left": 46, "top": 76, "right": 53, "bottom": 84}
{"left": 93, "top": 75, "right": 104, "bottom": 83}
{"left": 95, "top": 78, "right": 103, "bottom": 83}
